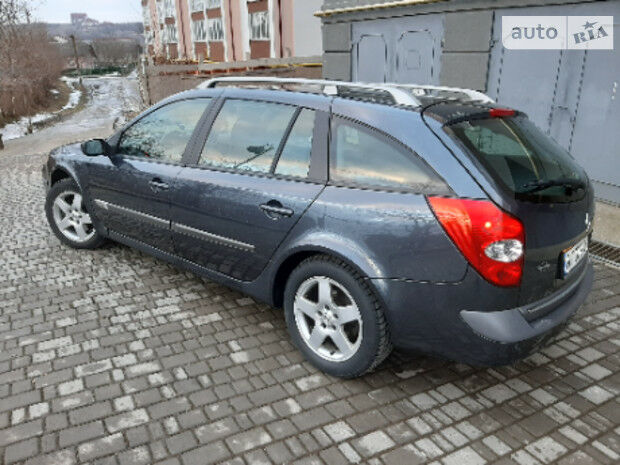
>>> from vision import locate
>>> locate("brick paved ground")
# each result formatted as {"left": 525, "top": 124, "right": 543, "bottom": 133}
{"left": 0, "top": 150, "right": 618, "bottom": 465}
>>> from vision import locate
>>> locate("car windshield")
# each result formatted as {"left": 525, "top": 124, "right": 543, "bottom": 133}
{"left": 449, "top": 115, "right": 587, "bottom": 202}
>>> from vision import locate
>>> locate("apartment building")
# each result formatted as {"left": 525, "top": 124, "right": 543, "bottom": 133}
{"left": 142, "top": 0, "right": 322, "bottom": 62}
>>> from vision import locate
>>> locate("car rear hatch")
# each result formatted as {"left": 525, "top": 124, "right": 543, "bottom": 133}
{"left": 424, "top": 103, "right": 594, "bottom": 307}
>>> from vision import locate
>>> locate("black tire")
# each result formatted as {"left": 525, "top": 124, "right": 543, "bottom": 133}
{"left": 284, "top": 255, "right": 392, "bottom": 378}
{"left": 45, "top": 178, "right": 106, "bottom": 250}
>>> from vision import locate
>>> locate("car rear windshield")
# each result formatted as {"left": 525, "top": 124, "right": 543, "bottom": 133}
{"left": 448, "top": 116, "right": 587, "bottom": 202}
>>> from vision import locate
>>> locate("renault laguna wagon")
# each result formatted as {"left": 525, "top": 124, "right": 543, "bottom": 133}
{"left": 43, "top": 77, "right": 594, "bottom": 378}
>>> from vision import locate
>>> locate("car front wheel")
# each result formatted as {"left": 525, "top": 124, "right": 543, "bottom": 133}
{"left": 45, "top": 178, "right": 105, "bottom": 249}
{"left": 284, "top": 255, "right": 392, "bottom": 378}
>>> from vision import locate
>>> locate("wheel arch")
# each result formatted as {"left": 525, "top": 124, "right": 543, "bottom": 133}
{"left": 270, "top": 245, "right": 390, "bottom": 312}
{"left": 51, "top": 167, "right": 73, "bottom": 186}
{"left": 48, "top": 162, "right": 91, "bottom": 202}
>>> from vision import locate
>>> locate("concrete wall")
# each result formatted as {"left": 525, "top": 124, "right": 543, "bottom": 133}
{"left": 322, "top": 22, "right": 351, "bottom": 81}
{"left": 293, "top": 0, "right": 323, "bottom": 57}
{"left": 439, "top": 10, "right": 492, "bottom": 91}
{"left": 594, "top": 202, "right": 620, "bottom": 246}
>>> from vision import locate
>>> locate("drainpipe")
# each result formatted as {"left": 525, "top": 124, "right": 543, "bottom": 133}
{"left": 228, "top": 1, "right": 236, "bottom": 61}
{"left": 277, "top": 0, "right": 283, "bottom": 58}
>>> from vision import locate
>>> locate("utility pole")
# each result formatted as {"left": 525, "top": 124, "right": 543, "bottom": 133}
{"left": 70, "top": 34, "right": 82, "bottom": 84}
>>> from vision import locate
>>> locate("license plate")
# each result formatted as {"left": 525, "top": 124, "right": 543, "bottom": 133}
{"left": 561, "top": 237, "right": 588, "bottom": 277}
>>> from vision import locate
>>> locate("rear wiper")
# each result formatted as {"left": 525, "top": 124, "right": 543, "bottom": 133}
{"left": 521, "top": 177, "right": 585, "bottom": 193}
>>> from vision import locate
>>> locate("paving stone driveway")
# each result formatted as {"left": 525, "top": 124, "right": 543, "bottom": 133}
{"left": 0, "top": 150, "right": 619, "bottom": 465}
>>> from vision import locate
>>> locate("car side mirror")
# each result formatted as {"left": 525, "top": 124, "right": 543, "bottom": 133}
{"left": 81, "top": 139, "right": 109, "bottom": 157}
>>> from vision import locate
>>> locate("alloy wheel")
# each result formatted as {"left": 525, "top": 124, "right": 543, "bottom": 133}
{"left": 293, "top": 276, "right": 363, "bottom": 362}
{"left": 52, "top": 191, "right": 95, "bottom": 243}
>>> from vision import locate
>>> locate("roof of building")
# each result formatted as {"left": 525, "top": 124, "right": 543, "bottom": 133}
{"left": 317, "top": 0, "right": 443, "bottom": 17}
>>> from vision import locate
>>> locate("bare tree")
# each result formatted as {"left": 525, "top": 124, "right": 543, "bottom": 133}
{"left": 0, "top": 0, "right": 64, "bottom": 123}
{"left": 92, "top": 39, "right": 141, "bottom": 67}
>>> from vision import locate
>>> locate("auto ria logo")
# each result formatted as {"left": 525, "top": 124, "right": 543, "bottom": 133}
{"left": 502, "top": 16, "right": 614, "bottom": 50}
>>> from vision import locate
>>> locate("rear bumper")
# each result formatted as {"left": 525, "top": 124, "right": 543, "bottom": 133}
{"left": 374, "top": 260, "right": 593, "bottom": 366}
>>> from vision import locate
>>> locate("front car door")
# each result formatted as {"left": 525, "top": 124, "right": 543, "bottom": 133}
{"left": 170, "top": 91, "right": 329, "bottom": 281}
{"left": 87, "top": 98, "right": 212, "bottom": 252}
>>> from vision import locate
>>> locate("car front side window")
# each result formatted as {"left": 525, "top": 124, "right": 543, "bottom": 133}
{"left": 198, "top": 99, "right": 296, "bottom": 174}
{"left": 118, "top": 98, "right": 210, "bottom": 163}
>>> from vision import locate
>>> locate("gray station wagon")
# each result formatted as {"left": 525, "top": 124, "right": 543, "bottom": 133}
{"left": 43, "top": 77, "right": 594, "bottom": 377}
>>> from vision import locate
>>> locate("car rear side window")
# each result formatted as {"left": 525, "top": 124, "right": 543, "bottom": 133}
{"left": 199, "top": 99, "right": 296, "bottom": 174}
{"left": 274, "top": 109, "right": 315, "bottom": 178}
{"left": 118, "top": 98, "right": 210, "bottom": 163}
{"left": 330, "top": 117, "right": 445, "bottom": 192}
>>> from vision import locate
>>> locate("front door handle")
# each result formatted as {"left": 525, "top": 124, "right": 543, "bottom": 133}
{"left": 149, "top": 178, "right": 169, "bottom": 191}
{"left": 260, "top": 201, "right": 294, "bottom": 219}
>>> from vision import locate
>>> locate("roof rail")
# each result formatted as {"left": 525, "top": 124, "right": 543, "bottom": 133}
{"left": 394, "top": 84, "right": 494, "bottom": 104}
{"left": 198, "top": 77, "right": 422, "bottom": 107}
{"left": 197, "top": 77, "right": 494, "bottom": 106}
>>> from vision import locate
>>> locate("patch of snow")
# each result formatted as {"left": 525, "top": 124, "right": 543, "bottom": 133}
{"left": 60, "top": 77, "right": 82, "bottom": 111}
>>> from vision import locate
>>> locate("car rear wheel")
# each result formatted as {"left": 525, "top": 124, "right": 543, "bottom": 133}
{"left": 45, "top": 178, "right": 106, "bottom": 249}
{"left": 284, "top": 255, "right": 392, "bottom": 378}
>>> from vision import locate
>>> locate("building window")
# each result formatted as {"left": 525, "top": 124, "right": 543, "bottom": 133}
{"left": 208, "top": 17, "right": 224, "bottom": 41}
{"left": 249, "top": 11, "right": 269, "bottom": 41}
{"left": 192, "top": 19, "right": 207, "bottom": 42}
{"left": 206, "top": 0, "right": 221, "bottom": 9}
{"left": 142, "top": 5, "right": 151, "bottom": 28}
{"left": 164, "top": 23, "right": 178, "bottom": 43}
{"left": 156, "top": 0, "right": 165, "bottom": 23}
{"left": 164, "top": 0, "right": 176, "bottom": 18}
{"left": 190, "top": 0, "right": 205, "bottom": 12}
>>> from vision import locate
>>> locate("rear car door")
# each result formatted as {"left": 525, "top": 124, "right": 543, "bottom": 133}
{"left": 317, "top": 114, "right": 461, "bottom": 283}
{"left": 170, "top": 95, "right": 328, "bottom": 281}
{"left": 87, "top": 98, "right": 212, "bottom": 252}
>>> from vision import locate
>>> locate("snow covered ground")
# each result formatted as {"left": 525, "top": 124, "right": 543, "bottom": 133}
{"left": 1, "top": 77, "right": 82, "bottom": 141}
{"left": 0, "top": 73, "right": 141, "bottom": 158}
{"left": 1, "top": 72, "right": 141, "bottom": 142}
{"left": 60, "top": 77, "right": 82, "bottom": 111}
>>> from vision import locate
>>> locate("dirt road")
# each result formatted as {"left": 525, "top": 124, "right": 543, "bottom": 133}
{"left": 1, "top": 74, "right": 141, "bottom": 160}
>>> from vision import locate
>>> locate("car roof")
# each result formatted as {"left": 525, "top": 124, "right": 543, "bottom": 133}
{"left": 161, "top": 79, "right": 508, "bottom": 127}
{"left": 168, "top": 86, "right": 501, "bottom": 116}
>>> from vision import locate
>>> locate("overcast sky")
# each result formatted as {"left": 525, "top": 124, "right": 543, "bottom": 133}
{"left": 33, "top": 0, "right": 142, "bottom": 23}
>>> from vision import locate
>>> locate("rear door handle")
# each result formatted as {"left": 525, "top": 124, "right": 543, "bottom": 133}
{"left": 149, "top": 178, "right": 169, "bottom": 191}
{"left": 260, "top": 201, "right": 294, "bottom": 219}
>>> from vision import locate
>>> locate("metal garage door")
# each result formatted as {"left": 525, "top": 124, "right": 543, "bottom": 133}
{"left": 352, "top": 14, "right": 444, "bottom": 85}
{"left": 487, "top": 3, "right": 620, "bottom": 204}
{"left": 395, "top": 31, "right": 435, "bottom": 83}
{"left": 356, "top": 35, "right": 388, "bottom": 83}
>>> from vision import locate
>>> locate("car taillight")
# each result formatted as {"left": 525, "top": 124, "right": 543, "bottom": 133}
{"left": 428, "top": 197, "right": 525, "bottom": 287}
{"left": 489, "top": 108, "right": 515, "bottom": 118}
